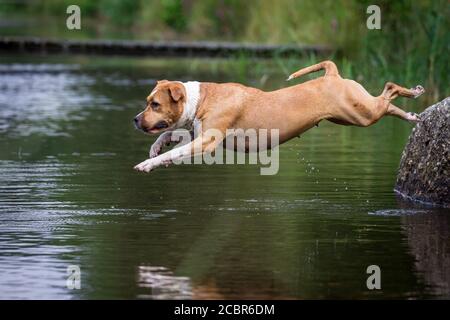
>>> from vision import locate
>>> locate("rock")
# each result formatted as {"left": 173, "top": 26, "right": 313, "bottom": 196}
{"left": 395, "top": 97, "right": 450, "bottom": 208}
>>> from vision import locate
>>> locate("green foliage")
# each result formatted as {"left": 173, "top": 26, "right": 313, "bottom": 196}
{"left": 26, "top": 0, "right": 98, "bottom": 16}
{"left": 1, "top": 0, "right": 448, "bottom": 99}
{"left": 352, "top": 0, "right": 449, "bottom": 101}
{"left": 99, "top": 0, "right": 140, "bottom": 26}
{"left": 161, "top": 0, "right": 186, "bottom": 31}
{"left": 186, "top": 0, "right": 251, "bottom": 40}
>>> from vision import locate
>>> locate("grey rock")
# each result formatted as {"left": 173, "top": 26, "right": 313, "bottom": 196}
{"left": 395, "top": 97, "right": 450, "bottom": 208}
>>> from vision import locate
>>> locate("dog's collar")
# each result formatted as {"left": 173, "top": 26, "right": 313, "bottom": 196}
{"left": 175, "top": 81, "right": 200, "bottom": 129}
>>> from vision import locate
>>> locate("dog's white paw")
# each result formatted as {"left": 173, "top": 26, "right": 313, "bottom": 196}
{"left": 134, "top": 159, "right": 157, "bottom": 173}
{"left": 410, "top": 85, "right": 425, "bottom": 98}
{"left": 406, "top": 112, "right": 420, "bottom": 123}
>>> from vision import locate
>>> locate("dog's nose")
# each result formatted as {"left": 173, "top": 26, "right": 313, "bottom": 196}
{"left": 133, "top": 116, "right": 140, "bottom": 129}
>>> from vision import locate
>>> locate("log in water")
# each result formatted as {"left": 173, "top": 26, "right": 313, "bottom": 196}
{"left": 0, "top": 37, "right": 331, "bottom": 58}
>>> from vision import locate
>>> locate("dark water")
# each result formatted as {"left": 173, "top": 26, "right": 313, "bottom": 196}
{"left": 0, "top": 57, "right": 448, "bottom": 299}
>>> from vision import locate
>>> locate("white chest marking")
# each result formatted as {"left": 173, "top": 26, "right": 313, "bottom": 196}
{"left": 175, "top": 81, "right": 200, "bottom": 129}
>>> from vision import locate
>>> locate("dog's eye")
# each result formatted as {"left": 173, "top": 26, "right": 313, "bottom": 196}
{"left": 150, "top": 101, "right": 160, "bottom": 110}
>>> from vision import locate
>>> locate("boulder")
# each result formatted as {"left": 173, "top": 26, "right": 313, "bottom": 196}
{"left": 395, "top": 97, "right": 450, "bottom": 208}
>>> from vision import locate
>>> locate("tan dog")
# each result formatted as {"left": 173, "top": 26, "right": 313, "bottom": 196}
{"left": 134, "top": 60, "right": 424, "bottom": 172}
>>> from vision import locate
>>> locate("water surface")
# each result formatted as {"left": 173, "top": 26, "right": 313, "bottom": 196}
{"left": 0, "top": 57, "right": 448, "bottom": 299}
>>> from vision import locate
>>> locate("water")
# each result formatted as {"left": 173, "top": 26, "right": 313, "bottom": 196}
{"left": 0, "top": 56, "right": 448, "bottom": 299}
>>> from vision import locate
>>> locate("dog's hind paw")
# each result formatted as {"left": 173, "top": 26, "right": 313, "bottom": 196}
{"left": 406, "top": 112, "right": 421, "bottom": 123}
{"left": 410, "top": 85, "right": 425, "bottom": 98}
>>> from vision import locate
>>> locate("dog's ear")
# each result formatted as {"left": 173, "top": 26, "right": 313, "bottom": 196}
{"left": 168, "top": 84, "right": 184, "bottom": 102}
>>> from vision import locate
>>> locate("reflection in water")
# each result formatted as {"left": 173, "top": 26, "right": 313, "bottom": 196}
{"left": 368, "top": 209, "right": 431, "bottom": 216}
{"left": 371, "top": 203, "right": 450, "bottom": 298}
{"left": 0, "top": 159, "right": 79, "bottom": 299}
{"left": 138, "top": 265, "right": 192, "bottom": 299}
{"left": 0, "top": 60, "right": 448, "bottom": 299}
{"left": 0, "top": 65, "right": 110, "bottom": 136}
{"left": 401, "top": 209, "right": 450, "bottom": 298}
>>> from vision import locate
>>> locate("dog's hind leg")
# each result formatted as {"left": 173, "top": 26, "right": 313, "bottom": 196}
{"left": 381, "top": 82, "right": 425, "bottom": 100}
{"left": 386, "top": 103, "right": 420, "bottom": 123}
{"left": 287, "top": 60, "right": 340, "bottom": 81}
{"left": 379, "top": 82, "right": 424, "bottom": 123}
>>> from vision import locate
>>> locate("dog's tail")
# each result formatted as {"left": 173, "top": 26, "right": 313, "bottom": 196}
{"left": 286, "top": 60, "right": 339, "bottom": 81}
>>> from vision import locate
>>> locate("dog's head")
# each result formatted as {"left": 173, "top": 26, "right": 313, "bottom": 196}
{"left": 134, "top": 80, "right": 185, "bottom": 134}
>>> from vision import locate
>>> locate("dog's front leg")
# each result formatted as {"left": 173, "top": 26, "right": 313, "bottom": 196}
{"left": 134, "top": 133, "right": 221, "bottom": 173}
{"left": 149, "top": 130, "right": 195, "bottom": 158}
{"left": 149, "top": 131, "right": 172, "bottom": 158}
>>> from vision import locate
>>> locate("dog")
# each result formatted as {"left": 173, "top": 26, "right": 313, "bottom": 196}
{"left": 133, "top": 60, "right": 424, "bottom": 172}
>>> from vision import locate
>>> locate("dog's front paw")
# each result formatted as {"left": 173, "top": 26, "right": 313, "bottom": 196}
{"left": 410, "top": 85, "right": 425, "bottom": 98}
{"left": 134, "top": 159, "right": 157, "bottom": 173}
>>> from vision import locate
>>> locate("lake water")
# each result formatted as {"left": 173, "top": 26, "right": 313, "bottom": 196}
{"left": 0, "top": 56, "right": 448, "bottom": 299}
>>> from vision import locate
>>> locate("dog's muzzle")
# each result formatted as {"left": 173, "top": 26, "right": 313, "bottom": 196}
{"left": 133, "top": 116, "right": 140, "bottom": 129}
{"left": 152, "top": 121, "right": 169, "bottom": 130}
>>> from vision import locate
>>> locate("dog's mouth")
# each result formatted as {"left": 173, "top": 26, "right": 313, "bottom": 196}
{"left": 147, "top": 121, "right": 169, "bottom": 133}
